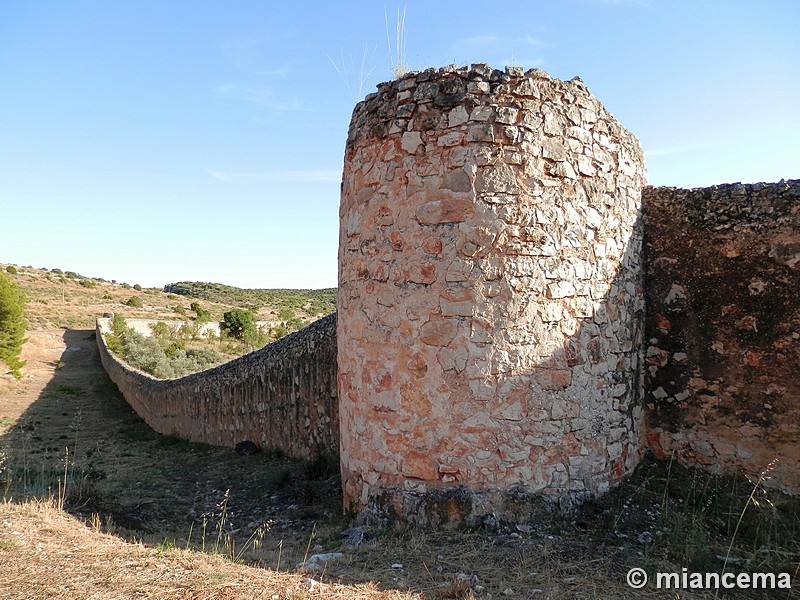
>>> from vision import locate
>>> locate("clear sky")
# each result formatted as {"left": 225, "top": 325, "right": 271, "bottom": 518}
{"left": 2, "top": 1, "right": 798, "bottom": 289}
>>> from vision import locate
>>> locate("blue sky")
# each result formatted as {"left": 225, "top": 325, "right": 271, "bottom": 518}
{"left": 2, "top": 1, "right": 798, "bottom": 289}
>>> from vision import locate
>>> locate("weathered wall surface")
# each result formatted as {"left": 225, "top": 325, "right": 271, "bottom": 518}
{"left": 643, "top": 180, "right": 800, "bottom": 492}
{"left": 97, "top": 313, "right": 338, "bottom": 460}
{"left": 338, "top": 64, "right": 647, "bottom": 525}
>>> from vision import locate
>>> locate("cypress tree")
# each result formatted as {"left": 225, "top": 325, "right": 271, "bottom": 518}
{"left": 0, "top": 271, "right": 27, "bottom": 379}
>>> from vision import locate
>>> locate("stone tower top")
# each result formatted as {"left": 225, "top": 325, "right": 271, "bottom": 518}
{"left": 338, "top": 63, "right": 647, "bottom": 527}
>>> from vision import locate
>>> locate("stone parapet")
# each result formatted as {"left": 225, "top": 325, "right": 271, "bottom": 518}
{"left": 97, "top": 313, "right": 338, "bottom": 460}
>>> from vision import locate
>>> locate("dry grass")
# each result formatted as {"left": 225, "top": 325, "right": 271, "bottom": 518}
{"left": 0, "top": 497, "right": 411, "bottom": 600}
{"left": 0, "top": 495, "right": 712, "bottom": 600}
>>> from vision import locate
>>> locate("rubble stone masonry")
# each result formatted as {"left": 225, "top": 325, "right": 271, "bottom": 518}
{"left": 337, "top": 64, "right": 647, "bottom": 525}
{"left": 644, "top": 180, "right": 800, "bottom": 492}
{"left": 97, "top": 313, "right": 338, "bottom": 460}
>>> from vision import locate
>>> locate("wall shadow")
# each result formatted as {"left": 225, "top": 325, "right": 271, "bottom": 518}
{"left": 347, "top": 209, "right": 647, "bottom": 527}
{"left": 643, "top": 182, "right": 800, "bottom": 492}
{"left": 1, "top": 328, "right": 341, "bottom": 571}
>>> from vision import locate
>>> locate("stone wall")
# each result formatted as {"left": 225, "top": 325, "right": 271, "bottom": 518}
{"left": 338, "top": 64, "right": 647, "bottom": 525}
{"left": 97, "top": 313, "right": 338, "bottom": 460}
{"left": 643, "top": 180, "right": 800, "bottom": 492}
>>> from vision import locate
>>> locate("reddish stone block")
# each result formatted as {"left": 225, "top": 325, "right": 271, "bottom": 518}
{"left": 419, "top": 318, "right": 459, "bottom": 347}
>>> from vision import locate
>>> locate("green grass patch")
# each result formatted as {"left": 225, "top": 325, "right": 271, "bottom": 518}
{"left": 50, "top": 384, "right": 84, "bottom": 397}
{"left": 0, "top": 539, "right": 17, "bottom": 551}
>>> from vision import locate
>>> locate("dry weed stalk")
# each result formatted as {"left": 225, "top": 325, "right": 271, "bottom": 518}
{"left": 385, "top": 4, "right": 408, "bottom": 78}
{"left": 717, "top": 458, "right": 779, "bottom": 598}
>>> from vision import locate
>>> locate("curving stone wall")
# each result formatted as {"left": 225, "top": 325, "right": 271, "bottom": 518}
{"left": 97, "top": 313, "right": 338, "bottom": 460}
{"left": 644, "top": 180, "right": 800, "bottom": 492}
{"left": 338, "top": 64, "right": 647, "bottom": 525}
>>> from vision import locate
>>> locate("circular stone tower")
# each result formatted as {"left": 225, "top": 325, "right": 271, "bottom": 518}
{"left": 338, "top": 64, "right": 647, "bottom": 526}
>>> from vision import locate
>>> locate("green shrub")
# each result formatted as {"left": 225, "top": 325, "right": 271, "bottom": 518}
{"left": 271, "top": 324, "right": 289, "bottom": 339}
{"left": 79, "top": 279, "right": 96, "bottom": 288}
{"left": 5, "top": 266, "right": 17, "bottom": 275}
{"left": 0, "top": 272, "right": 27, "bottom": 378}
{"left": 185, "top": 347, "right": 222, "bottom": 365}
{"left": 105, "top": 334, "right": 123, "bottom": 354}
{"left": 275, "top": 307, "right": 307, "bottom": 333}
{"left": 222, "top": 309, "right": 256, "bottom": 340}
{"left": 104, "top": 314, "right": 130, "bottom": 354}
{"left": 121, "top": 330, "right": 221, "bottom": 378}
{"left": 178, "top": 322, "right": 200, "bottom": 341}
{"left": 111, "top": 313, "right": 129, "bottom": 336}
{"left": 122, "top": 333, "right": 174, "bottom": 378}
{"left": 190, "top": 301, "right": 211, "bottom": 323}
{"left": 285, "top": 316, "right": 307, "bottom": 333}
{"left": 133, "top": 284, "right": 142, "bottom": 291}
{"left": 149, "top": 321, "right": 171, "bottom": 339}
{"left": 125, "top": 296, "right": 143, "bottom": 308}
{"left": 105, "top": 315, "right": 221, "bottom": 379}
{"left": 164, "top": 341, "right": 185, "bottom": 358}
{"left": 168, "top": 347, "right": 223, "bottom": 376}
{"left": 277, "top": 307, "right": 296, "bottom": 322}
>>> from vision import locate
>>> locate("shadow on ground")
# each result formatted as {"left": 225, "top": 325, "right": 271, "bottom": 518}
{"left": 1, "top": 329, "right": 342, "bottom": 569}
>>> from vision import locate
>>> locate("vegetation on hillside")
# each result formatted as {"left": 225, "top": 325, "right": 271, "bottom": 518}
{"left": 2, "top": 263, "right": 332, "bottom": 338}
{"left": 104, "top": 315, "right": 224, "bottom": 379}
{"left": 189, "top": 301, "right": 211, "bottom": 323}
{"left": 164, "top": 281, "right": 336, "bottom": 317}
{"left": 0, "top": 270, "right": 27, "bottom": 378}
{"left": 221, "top": 308, "right": 256, "bottom": 340}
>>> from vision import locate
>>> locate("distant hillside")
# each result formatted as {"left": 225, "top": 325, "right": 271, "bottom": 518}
{"left": 163, "top": 281, "right": 337, "bottom": 318}
{"left": 0, "top": 262, "right": 337, "bottom": 333}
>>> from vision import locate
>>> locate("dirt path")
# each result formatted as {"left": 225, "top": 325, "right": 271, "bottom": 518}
{"left": 0, "top": 328, "right": 70, "bottom": 428}
{"left": 0, "top": 329, "right": 419, "bottom": 599}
